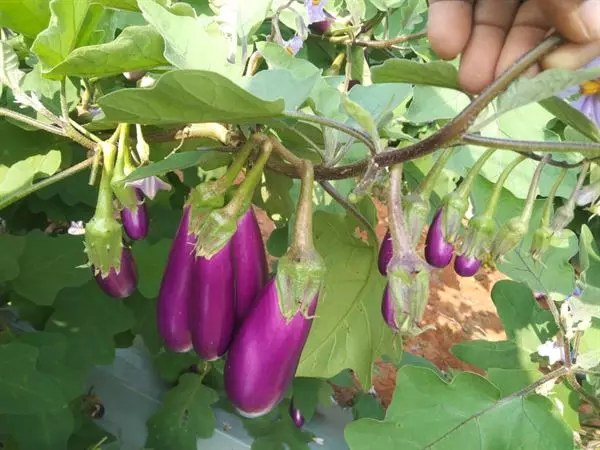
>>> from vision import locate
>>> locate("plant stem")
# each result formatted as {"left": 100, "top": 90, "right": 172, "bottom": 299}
{"left": 60, "top": 78, "right": 70, "bottom": 124}
{"left": 0, "top": 157, "right": 94, "bottom": 211}
{"left": 419, "top": 148, "right": 454, "bottom": 199}
{"left": 566, "top": 372, "right": 600, "bottom": 413}
{"left": 483, "top": 155, "right": 526, "bottom": 217}
{"left": 388, "top": 163, "right": 412, "bottom": 255}
{"left": 462, "top": 134, "right": 600, "bottom": 155}
{"left": 457, "top": 149, "right": 496, "bottom": 197}
{"left": 353, "top": 30, "right": 427, "bottom": 48}
{"left": 69, "top": 118, "right": 102, "bottom": 143}
{"left": 521, "top": 155, "right": 550, "bottom": 223}
{"left": 290, "top": 161, "right": 315, "bottom": 255}
{"left": 218, "top": 138, "right": 254, "bottom": 188}
{"left": 541, "top": 168, "right": 567, "bottom": 225}
{"left": 0, "top": 107, "right": 66, "bottom": 137}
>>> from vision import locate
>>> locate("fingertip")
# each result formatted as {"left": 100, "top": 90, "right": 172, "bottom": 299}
{"left": 540, "top": 40, "right": 600, "bottom": 70}
{"left": 495, "top": 27, "right": 548, "bottom": 78}
{"left": 459, "top": 26, "right": 506, "bottom": 94}
{"left": 428, "top": 1, "right": 474, "bottom": 60}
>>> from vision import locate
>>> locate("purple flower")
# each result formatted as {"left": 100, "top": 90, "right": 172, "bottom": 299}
{"left": 282, "top": 35, "right": 304, "bottom": 56}
{"left": 305, "top": 0, "right": 328, "bottom": 24}
{"left": 124, "top": 176, "right": 171, "bottom": 200}
{"left": 560, "top": 56, "right": 600, "bottom": 127}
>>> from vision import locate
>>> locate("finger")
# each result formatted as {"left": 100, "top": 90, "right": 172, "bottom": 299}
{"left": 494, "top": 0, "right": 552, "bottom": 79}
{"left": 427, "top": 0, "right": 474, "bottom": 60}
{"left": 458, "top": 0, "right": 521, "bottom": 93}
{"left": 537, "top": 0, "right": 600, "bottom": 43}
{"left": 541, "top": 40, "right": 600, "bottom": 70}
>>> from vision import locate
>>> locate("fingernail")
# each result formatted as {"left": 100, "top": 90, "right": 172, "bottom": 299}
{"left": 580, "top": 1, "right": 600, "bottom": 40}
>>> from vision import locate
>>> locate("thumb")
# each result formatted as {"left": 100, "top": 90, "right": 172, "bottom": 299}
{"left": 537, "top": 0, "right": 600, "bottom": 43}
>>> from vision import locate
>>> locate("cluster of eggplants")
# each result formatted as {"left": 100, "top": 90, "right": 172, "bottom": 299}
{"left": 157, "top": 206, "right": 268, "bottom": 359}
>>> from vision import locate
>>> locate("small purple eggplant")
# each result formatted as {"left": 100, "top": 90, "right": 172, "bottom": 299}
{"left": 289, "top": 401, "right": 305, "bottom": 428}
{"left": 378, "top": 230, "right": 393, "bottom": 276}
{"left": 380, "top": 283, "right": 399, "bottom": 331}
{"left": 189, "top": 238, "right": 235, "bottom": 361}
{"left": 94, "top": 246, "right": 137, "bottom": 299}
{"left": 120, "top": 190, "right": 149, "bottom": 240}
{"left": 232, "top": 208, "right": 268, "bottom": 325}
{"left": 224, "top": 278, "right": 319, "bottom": 418}
{"left": 453, "top": 254, "right": 482, "bottom": 277}
{"left": 157, "top": 206, "right": 195, "bottom": 353}
{"left": 424, "top": 208, "right": 454, "bottom": 268}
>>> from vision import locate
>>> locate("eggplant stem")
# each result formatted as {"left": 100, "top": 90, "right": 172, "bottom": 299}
{"left": 290, "top": 160, "right": 316, "bottom": 256}
{"left": 483, "top": 154, "right": 526, "bottom": 218}
{"left": 388, "top": 164, "right": 412, "bottom": 256}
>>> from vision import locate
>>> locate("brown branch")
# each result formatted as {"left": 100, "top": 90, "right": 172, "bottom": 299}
{"left": 354, "top": 30, "right": 427, "bottom": 48}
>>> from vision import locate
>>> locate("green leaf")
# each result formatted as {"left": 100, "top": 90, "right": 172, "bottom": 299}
{"left": 138, "top": 0, "right": 244, "bottom": 78}
{"left": 126, "top": 294, "right": 162, "bottom": 354}
{"left": 0, "top": 41, "right": 25, "bottom": 90}
{"left": 406, "top": 86, "right": 469, "bottom": 122}
{"left": 490, "top": 66, "right": 600, "bottom": 121}
{"left": 540, "top": 97, "right": 600, "bottom": 143}
{"left": 346, "top": 0, "right": 366, "bottom": 24}
{"left": 91, "top": 0, "right": 140, "bottom": 11}
{"left": 12, "top": 231, "right": 89, "bottom": 305}
{"left": 352, "top": 393, "right": 385, "bottom": 420}
{"left": 371, "top": 59, "right": 460, "bottom": 90}
{"left": 0, "top": 234, "right": 25, "bottom": 282}
{"left": 45, "top": 282, "right": 135, "bottom": 371}
{"left": 31, "top": 0, "right": 92, "bottom": 75}
{"left": 348, "top": 83, "right": 413, "bottom": 126}
{"left": 97, "top": 69, "right": 284, "bottom": 125}
{"left": 132, "top": 238, "right": 171, "bottom": 299}
{"left": 345, "top": 366, "right": 574, "bottom": 450}
{"left": 152, "top": 350, "right": 199, "bottom": 383}
{"left": 578, "top": 224, "right": 600, "bottom": 310}
{"left": 0, "top": 0, "right": 51, "bottom": 38}
{"left": 292, "top": 377, "right": 332, "bottom": 422}
{"left": 49, "top": 25, "right": 168, "bottom": 78}
{"left": 146, "top": 373, "right": 218, "bottom": 450}
{"left": 451, "top": 340, "right": 535, "bottom": 371}
{"left": 244, "top": 69, "right": 319, "bottom": 112}
{"left": 296, "top": 211, "right": 398, "bottom": 388}
{"left": 0, "top": 150, "right": 62, "bottom": 207}
{"left": 0, "top": 407, "right": 74, "bottom": 450}
{"left": 0, "top": 343, "right": 65, "bottom": 415}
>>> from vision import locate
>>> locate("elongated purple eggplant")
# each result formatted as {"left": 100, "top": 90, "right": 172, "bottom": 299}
{"left": 224, "top": 277, "right": 319, "bottom": 418}
{"left": 454, "top": 254, "right": 481, "bottom": 277}
{"left": 157, "top": 206, "right": 195, "bottom": 353}
{"left": 289, "top": 401, "right": 305, "bottom": 428}
{"left": 121, "top": 190, "right": 149, "bottom": 240}
{"left": 424, "top": 208, "right": 454, "bottom": 268}
{"left": 378, "top": 230, "right": 393, "bottom": 276}
{"left": 94, "top": 246, "right": 137, "bottom": 299}
{"left": 232, "top": 207, "right": 268, "bottom": 325}
{"left": 380, "top": 283, "right": 399, "bottom": 331}
{"left": 189, "top": 238, "right": 235, "bottom": 361}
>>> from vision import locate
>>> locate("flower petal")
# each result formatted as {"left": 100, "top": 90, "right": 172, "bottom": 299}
{"left": 305, "top": 0, "right": 327, "bottom": 24}
{"left": 282, "top": 35, "right": 304, "bottom": 56}
{"left": 125, "top": 176, "right": 172, "bottom": 200}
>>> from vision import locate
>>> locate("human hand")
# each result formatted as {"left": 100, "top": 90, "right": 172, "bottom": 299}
{"left": 427, "top": 0, "right": 600, "bottom": 93}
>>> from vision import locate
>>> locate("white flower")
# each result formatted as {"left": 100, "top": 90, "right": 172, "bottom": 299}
{"left": 312, "top": 437, "right": 325, "bottom": 445}
{"left": 305, "top": 0, "right": 328, "bottom": 24}
{"left": 537, "top": 339, "right": 565, "bottom": 365}
{"left": 68, "top": 221, "right": 85, "bottom": 236}
{"left": 282, "top": 35, "right": 304, "bottom": 56}
{"left": 125, "top": 176, "right": 171, "bottom": 200}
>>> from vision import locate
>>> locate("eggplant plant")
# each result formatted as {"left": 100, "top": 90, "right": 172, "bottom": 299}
{"left": 0, "top": 2, "right": 599, "bottom": 450}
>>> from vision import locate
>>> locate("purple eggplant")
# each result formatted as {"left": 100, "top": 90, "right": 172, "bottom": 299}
{"left": 157, "top": 206, "right": 195, "bottom": 353}
{"left": 120, "top": 190, "right": 149, "bottom": 240}
{"left": 232, "top": 208, "right": 268, "bottom": 325}
{"left": 424, "top": 208, "right": 454, "bottom": 268}
{"left": 189, "top": 238, "right": 235, "bottom": 361}
{"left": 380, "top": 283, "right": 399, "bottom": 331}
{"left": 224, "top": 278, "right": 319, "bottom": 418}
{"left": 454, "top": 254, "right": 481, "bottom": 277}
{"left": 289, "top": 401, "right": 305, "bottom": 428}
{"left": 94, "top": 246, "right": 137, "bottom": 299}
{"left": 378, "top": 230, "right": 393, "bottom": 276}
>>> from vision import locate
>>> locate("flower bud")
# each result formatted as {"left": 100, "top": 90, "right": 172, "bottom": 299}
{"left": 490, "top": 217, "right": 528, "bottom": 262}
{"left": 529, "top": 225, "right": 553, "bottom": 262}
{"left": 574, "top": 180, "right": 600, "bottom": 206}
{"left": 550, "top": 203, "right": 575, "bottom": 233}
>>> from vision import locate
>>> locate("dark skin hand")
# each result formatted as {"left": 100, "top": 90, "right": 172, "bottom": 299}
{"left": 427, "top": 0, "right": 600, "bottom": 93}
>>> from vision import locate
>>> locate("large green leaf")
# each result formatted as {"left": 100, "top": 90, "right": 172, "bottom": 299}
{"left": 296, "top": 211, "right": 398, "bottom": 388}
{"left": 0, "top": 41, "right": 25, "bottom": 91}
{"left": 578, "top": 225, "right": 600, "bottom": 311}
{"left": 97, "top": 69, "right": 284, "bottom": 125}
{"left": 145, "top": 373, "right": 218, "bottom": 450}
{"left": 31, "top": 0, "right": 92, "bottom": 76}
{"left": 91, "top": 0, "right": 139, "bottom": 12}
{"left": 540, "top": 97, "right": 600, "bottom": 143}
{"left": 0, "top": 0, "right": 51, "bottom": 38}
{"left": 345, "top": 366, "right": 573, "bottom": 450}
{"left": 0, "top": 343, "right": 65, "bottom": 415}
{"left": 406, "top": 86, "right": 469, "bottom": 123}
{"left": 49, "top": 25, "right": 168, "bottom": 78}
{"left": 137, "top": 0, "right": 244, "bottom": 78}
{"left": 11, "top": 231, "right": 89, "bottom": 305}
{"left": 0, "top": 407, "right": 74, "bottom": 450}
{"left": 45, "top": 282, "right": 135, "bottom": 371}
{"left": 132, "top": 238, "right": 171, "bottom": 299}
{"left": 371, "top": 59, "right": 460, "bottom": 90}
{"left": 244, "top": 69, "right": 319, "bottom": 112}
{"left": 0, "top": 234, "right": 26, "bottom": 282}
{"left": 126, "top": 294, "right": 162, "bottom": 354}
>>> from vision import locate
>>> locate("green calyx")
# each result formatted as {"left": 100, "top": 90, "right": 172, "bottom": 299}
{"left": 530, "top": 225, "right": 553, "bottom": 262}
{"left": 111, "top": 123, "right": 139, "bottom": 211}
{"left": 460, "top": 215, "right": 497, "bottom": 260}
{"left": 402, "top": 193, "right": 430, "bottom": 247}
{"left": 192, "top": 140, "right": 271, "bottom": 258}
{"left": 551, "top": 162, "right": 589, "bottom": 233}
{"left": 84, "top": 167, "right": 123, "bottom": 277}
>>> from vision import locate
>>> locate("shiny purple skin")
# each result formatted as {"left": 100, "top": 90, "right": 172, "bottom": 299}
{"left": 289, "top": 402, "right": 305, "bottom": 428}
{"left": 378, "top": 230, "right": 393, "bottom": 276}
{"left": 424, "top": 208, "right": 454, "bottom": 268}
{"left": 157, "top": 206, "right": 195, "bottom": 353}
{"left": 232, "top": 208, "right": 268, "bottom": 325}
{"left": 189, "top": 238, "right": 235, "bottom": 361}
{"left": 381, "top": 283, "right": 399, "bottom": 331}
{"left": 94, "top": 246, "right": 137, "bottom": 299}
{"left": 224, "top": 278, "right": 319, "bottom": 418}
{"left": 121, "top": 190, "right": 149, "bottom": 240}
{"left": 454, "top": 254, "right": 482, "bottom": 277}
